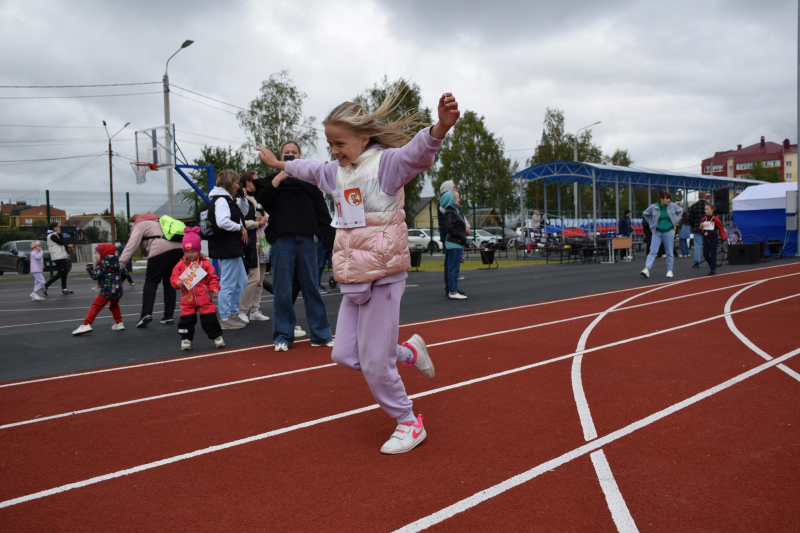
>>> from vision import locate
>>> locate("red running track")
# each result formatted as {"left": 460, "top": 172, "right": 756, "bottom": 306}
{"left": 1, "top": 263, "right": 799, "bottom": 531}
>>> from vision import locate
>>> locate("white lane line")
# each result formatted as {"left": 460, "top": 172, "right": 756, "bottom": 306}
{"left": 724, "top": 282, "right": 800, "bottom": 382}
{"left": 392, "top": 346, "right": 800, "bottom": 532}
{"left": 0, "top": 362, "right": 337, "bottom": 429}
{"left": 572, "top": 283, "right": 684, "bottom": 441}
{"left": 0, "top": 312, "right": 144, "bottom": 329}
{"left": 590, "top": 450, "right": 640, "bottom": 533}
{"left": 1, "top": 294, "right": 796, "bottom": 511}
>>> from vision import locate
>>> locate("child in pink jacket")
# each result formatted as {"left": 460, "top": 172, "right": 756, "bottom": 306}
{"left": 257, "top": 90, "right": 461, "bottom": 454}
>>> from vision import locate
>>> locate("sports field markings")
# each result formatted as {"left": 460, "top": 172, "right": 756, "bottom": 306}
{"left": 1, "top": 293, "right": 796, "bottom": 508}
{"left": 392, "top": 345, "right": 800, "bottom": 532}
{"left": 724, "top": 281, "right": 800, "bottom": 382}
{"left": 590, "top": 450, "right": 640, "bottom": 533}
{"left": 3, "top": 275, "right": 797, "bottom": 426}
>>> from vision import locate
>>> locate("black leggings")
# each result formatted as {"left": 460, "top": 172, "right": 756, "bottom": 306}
{"left": 178, "top": 313, "right": 222, "bottom": 341}
{"left": 703, "top": 232, "right": 718, "bottom": 271}
{"left": 141, "top": 249, "right": 183, "bottom": 319}
{"left": 45, "top": 259, "right": 69, "bottom": 290}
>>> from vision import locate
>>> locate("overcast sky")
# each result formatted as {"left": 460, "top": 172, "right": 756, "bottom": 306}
{"left": 0, "top": 0, "right": 797, "bottom": 212}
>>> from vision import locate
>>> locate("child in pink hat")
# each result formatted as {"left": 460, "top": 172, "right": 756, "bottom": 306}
{"left": 170, "top": 227, "right": 224, "bottom": 351}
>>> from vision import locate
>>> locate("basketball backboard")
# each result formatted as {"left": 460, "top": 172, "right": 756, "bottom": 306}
{"left": 134, "top": 124, "right": 175, "bottom": 169}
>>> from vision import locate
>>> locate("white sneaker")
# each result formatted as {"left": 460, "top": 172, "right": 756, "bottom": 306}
{"left": 640, "top": 268, "right": 650, "bottom": 278}
{"left": 311, "top": 339, "right": 335, "bottom": 347}
{"left": 403, "top": 334, "right": 435, "bottom": 378}
{"left": 111, "top": 322, "right": 125, "bottom": 331}
{"left": 181, "top": 339, "right": 192, "bottom": 351}
{"left": 448, "top": 292, "right": 467, "bottom": 300}
{"left": 236, "top": 312, "right": 250, "bottom": 324}
{"left": 214, "top": 336, "right": 225, "bottom": 348}
{"left": 666, "top": 270, "right": 674, "bottom": 278}
{"left": 72, "top": 324, "right": 92, "bottom": 336}
{"left": 294, "top": 326, "right": 307, "bottom": 338}
{"left": 275, "top": 342, "right": 289, "bottom": 352}
{"left": 380, "top": 414, "right": 427, "bottom": 454}
{"left": 30, "top": 292, "right": 44, "bottom": 301}
{"left": 249, "top": 310, "right": 270, "bottom": 321}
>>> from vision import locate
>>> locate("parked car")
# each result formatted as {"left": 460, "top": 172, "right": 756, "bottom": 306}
{"left": 481, "top": 227, "right": 518, "bottom": 247}
{"left": 0, "top": 240, "right": 51, "bottom": 274}
{"left": 468, "top": 229, "right": 494, "bottom": 247}
{"left": 407, "top": 228, "right": 443, "bottom": 252}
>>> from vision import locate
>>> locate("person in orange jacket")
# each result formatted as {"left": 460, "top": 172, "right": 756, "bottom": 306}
{"left": 171, "top": 227, "right": 224, "bottom": 350}
{"left": 701, "top": 203, "right": 727, "bottom": 276}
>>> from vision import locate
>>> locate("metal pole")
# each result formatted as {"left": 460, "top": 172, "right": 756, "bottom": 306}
{"left": 108, "top": 139, "right": 116, "bottom": 243}
{"left": 126, "top": 192, "right": 131, "bottom": 237}
{"left": 592, "top": 169, "right": 598, "bottom": 244}
{"left": 573, "top": 139, "right": 579, "bottom": 217}
{"left": 577, "top": 183, "right": 581, "bottom": 219}
{"left": 615, "top": 175, "right": 620, "bottom": 226}
{"left": 428, "top": 200, "right": 434, "bottom": 256}
{"left": 46, "top": 190, "right": 53, "bottom": 277}
{"left": 557, "top": 182, "right": 561, "bottom": 220}
{"left": 519, "top": 177, "right": 525, "bottom": 228}
{"left": 543, "top": 181, "right": 548, "bottom": 221}
{"left": 628, "top": 174, "right": 633, "bottom": 215}
{"left": 163, "top": 72, "right": 174, "bottom": 218}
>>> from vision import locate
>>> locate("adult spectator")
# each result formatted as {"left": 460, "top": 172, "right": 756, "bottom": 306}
{"left": 441, "top": 191, "right": 468, "bottom": 299}
{"left": 254, "top": 141, "right": 333, "bottom": 352}
{"left": 689, "top": 191, "right": 708, "bottom": 268}
{"left": 44, "top": 221, "right": 73, "bottom": 295}
{"left": 677, "top": 211, "right": 691, "bottom": 258}
{"left": 120, "top": 213, "right": 183, "bottom": 327}
{"left": 207, "top": 169, "right": 249, "bottom": 330}
{"left": 438, "top": 180, "right": 470, "bottom": 297}
{"left": 617, "top": 209, "right": 632, "bottom": 259}
{"left": 236, "top": 171, "right": 270, "bottom": 323}
{"left": 640, "top": 191, "right": 683, "bottom": 279}
{"left": 531, "top": 210, "right": 542, "bottom": 231}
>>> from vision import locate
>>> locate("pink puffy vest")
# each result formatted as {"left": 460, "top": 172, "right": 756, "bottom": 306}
{"left": 332, "top": 150, "right": 410, "bottom": 284}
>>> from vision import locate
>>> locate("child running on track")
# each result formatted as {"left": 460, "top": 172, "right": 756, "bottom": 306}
{"left": 257, "top": 88, "right": 461, "bottom": 454}
{"left": 29, "top": 240, "right": 46, "bottom": 301}
{"left": 701, "top": 203, "right": 726, "bottom": 276}
{"left": 171, "top": 227, "right": 225, "bottom": 351}
{"left": 72, "top": 244, "right": 127, "bottom": 335}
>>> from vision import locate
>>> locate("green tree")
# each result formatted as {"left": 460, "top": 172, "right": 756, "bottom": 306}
{"left": 82, "top": 226, "right": 102, "bottom": 243}
{"left": 237, "top": 70, "right": 317, "bottom": 174}
{"left": 430, "top": 111, "right": 516, "bottom": 213}
{"left": 604, "top": 149, "right": 633, "bottom": 167}
{"left": 354, "top": 77, "right": 433, "bottom": 224}
{"left": 180, "top": 146, "right": 247, "bottom": 215}
{"left": 750, "top": 159, "right": 782, "bottom": 183}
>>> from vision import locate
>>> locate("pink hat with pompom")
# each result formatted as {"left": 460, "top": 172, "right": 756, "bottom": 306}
{"left": 182, "top": 227, "right": 202, "bottom": 252}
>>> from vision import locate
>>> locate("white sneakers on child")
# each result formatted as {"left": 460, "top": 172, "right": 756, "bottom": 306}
{"left": 666, "top": 270, "right": 674, "bottom": 278}
{"left": 181, "top": 339, "right": 192, "bottom": 351}
{"left": 111, "top": 322, "right": 125, "bottom": 331}
{"left": 72, "top": 324, "right": 92, "bottom": 336}
{"left": 403, "top": 334, "right": 435, "bottom": 379}
{"left": 294, "top": 326, "right": 307, "bottom": 337}
{"left": 380, "top": 414, "right": 427, "bottom": 454}
{"left": 214, "top": 336, "right": 225, "bottom": 348}
{"left": 640, "top": 268, "right": 650, "bottom": 278}
{"left": 249, "top": 310, "right": 270, "bottom": 321}
{"left": 275, "top": 342, "right": 289, "bottom": 352}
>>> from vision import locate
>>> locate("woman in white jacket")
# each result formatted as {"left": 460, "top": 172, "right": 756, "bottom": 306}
{"left": 44, "top": 221, "right": 73, "bottom": 295}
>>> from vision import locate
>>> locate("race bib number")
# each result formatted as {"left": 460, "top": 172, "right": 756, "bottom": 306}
{"left": 180, "top": 262, "right": 207, "bottom": 290}
{"left": 331, "top": 188, "right": 366, "bottom": 228}
{"left": 701, "top": 220, "right": 715, "bottom": 231}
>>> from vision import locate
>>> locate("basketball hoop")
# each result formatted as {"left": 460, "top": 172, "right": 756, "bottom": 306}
{"left": 130, "top": 162, "right": 157, "bottom": 184}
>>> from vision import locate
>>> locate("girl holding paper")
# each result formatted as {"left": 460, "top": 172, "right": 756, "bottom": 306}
{"left": 256, "top": 88, "right": 460, "bottom": 455}
{"left": 171, "top": 227, "right": 225, "bottom": 350}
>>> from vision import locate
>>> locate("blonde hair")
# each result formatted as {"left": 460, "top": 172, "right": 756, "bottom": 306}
{"left": 216, "top": 169, "right": 240, "bottom": 193}
{"left": 322, "top": 83, "right": 429, "bottom": 148}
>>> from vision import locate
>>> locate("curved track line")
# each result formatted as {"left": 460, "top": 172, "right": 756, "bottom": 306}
{"left": 724, "top": 282, "right": 800, "bottom": 382}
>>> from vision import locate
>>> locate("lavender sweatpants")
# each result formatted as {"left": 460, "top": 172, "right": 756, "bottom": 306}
{"left": 331, "top": 279, "right": 413, "bottom": 419}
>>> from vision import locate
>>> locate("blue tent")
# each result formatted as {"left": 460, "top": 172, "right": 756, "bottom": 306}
{"left": 732, "top": 182, "right": 798, "bottom": 256}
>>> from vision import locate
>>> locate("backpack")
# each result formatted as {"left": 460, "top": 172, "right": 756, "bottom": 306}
{"left": 159, "top": 215, "right": 186, "bottom": 242}
{"left": 198, "top": 195, "right": 236, "bottom": 240}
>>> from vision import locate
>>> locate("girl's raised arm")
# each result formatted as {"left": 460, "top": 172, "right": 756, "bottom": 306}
{"left": 255, "top": 147, "right": 337, "bottom": 194}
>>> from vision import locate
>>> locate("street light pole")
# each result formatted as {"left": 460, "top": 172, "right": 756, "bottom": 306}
{"left": 574, "top": 121, "right": 601, "bottom": 218}
{"left": 163, "top": 40, "right": 194, "bottom": 218}
{"left": 103, "top": 121, "right": 130, "bottom": 244}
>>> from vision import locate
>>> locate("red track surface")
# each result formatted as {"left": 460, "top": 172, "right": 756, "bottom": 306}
{"left": 1, "top": 263, "right": 799, "bottom": 531}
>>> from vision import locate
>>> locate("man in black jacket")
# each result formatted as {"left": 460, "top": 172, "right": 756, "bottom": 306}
{"left": 254, "top": 156, "right": 333, "bottom": 352}
{"left": 689, "top": 191, "right": 708, "bottom": 268}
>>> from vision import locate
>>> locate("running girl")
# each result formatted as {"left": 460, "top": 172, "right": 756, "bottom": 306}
{"left": 701, "top": 203, "right": 726, "bottom": 276}
{"left": 256, "top": 89, "right": 460, "bottom": 454}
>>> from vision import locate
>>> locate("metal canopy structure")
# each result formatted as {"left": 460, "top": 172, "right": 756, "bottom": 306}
{"left": 512, "top": 161, "right": 763, "bottom": 243}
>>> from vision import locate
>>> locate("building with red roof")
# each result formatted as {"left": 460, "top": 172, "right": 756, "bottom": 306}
{"left": 702, "top": 137, "right": 797, "bottom": 182}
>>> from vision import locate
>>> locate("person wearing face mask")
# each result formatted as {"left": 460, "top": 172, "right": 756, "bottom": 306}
{"left": 253, "top": 141, "right": 333, "bottom": 352}
{"left": 236, "top": 171, "right": 270, "bottom": 324}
